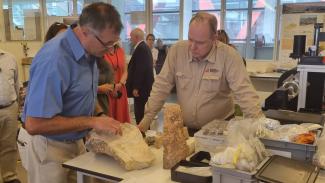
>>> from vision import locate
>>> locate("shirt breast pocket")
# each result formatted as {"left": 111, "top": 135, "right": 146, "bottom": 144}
{"left": 7, "top": 69, "right": 15, "bottom": 86}
{"left": 176, "top": 72, "right": 191, "bottom": 89}
{"left": 201, "top": 73, "right": 221, "bottom": 93}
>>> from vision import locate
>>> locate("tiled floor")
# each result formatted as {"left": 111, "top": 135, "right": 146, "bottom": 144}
{"left": 16, "top": 93, "right": 177, "bottom": 183}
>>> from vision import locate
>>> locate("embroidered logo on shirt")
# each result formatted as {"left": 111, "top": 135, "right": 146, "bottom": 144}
{"left": 203, "top": 68, "right": 219, "bottom": 80}
{"left": 205, "top": 68, "right": 217, "bottom": 73}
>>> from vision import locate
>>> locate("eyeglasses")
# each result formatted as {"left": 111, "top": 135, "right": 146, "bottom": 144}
{"left": 93, "top": 34, "right": 118, "bottom": 50}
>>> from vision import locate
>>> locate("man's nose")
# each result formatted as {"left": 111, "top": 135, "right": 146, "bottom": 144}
{"left": 190, "top": 42, "right": 197, "bottom": 50}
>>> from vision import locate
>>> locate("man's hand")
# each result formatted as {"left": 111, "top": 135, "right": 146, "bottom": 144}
{"left": 99, "top": 83, "right": 114, "bottom": 94}
{"left": 115, "top": 83, "right": 123, "bottom": 91}
{"left": 138, "top": 117, "right": 151, "bottom": 132}
{"left": 132, "top": 89, "right": 139, "bottom": 97}
{"left": 93, "top": 116, "right": 122, "bottom": 135}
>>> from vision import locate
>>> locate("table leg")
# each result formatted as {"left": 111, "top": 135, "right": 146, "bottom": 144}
{"left": 77, "top": 171, "right": 84, "bottom": 183}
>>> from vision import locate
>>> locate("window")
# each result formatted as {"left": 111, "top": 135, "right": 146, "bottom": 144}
{"left": 225, "top": 0, "right": 249, "bottom": 43}
{"left": 77, "top": 0, "right": 85, "bottom": 14}
{"left": 77, "top": 0, "right": 110, "bottom": 13}
{"left": 250, "top": 0, "right": 277, "bottom": 60}
{"left": 2, "top": 0, "right": 323, "bottom": 60}
{"left": 225, "top": 10, "right": 248, "bottom": 42}
{"left": 3, "top": 0, "right": 41, "bottom": 40}
{"left": 250, "top": 0, "right": 276, "bottom": 60}
{"left": 192, "top": 0, "right": 222, "bottom": 30}
{"left": 123, "top": 0, "right": 146, "bottom": 40}
{"left": 281, "top": 0, "right": 325, "bottom": 3}
{"left": 223, "top": 0, "right": 277, "bottom": 60}
{"left": 152, "top": 0, "right": 180, "bottom": 43}
{"left": 192, "top": 0, "right": 221, "bottom": 10}
{"left": 46, "top": 0, "right": 73, "bottom": 16}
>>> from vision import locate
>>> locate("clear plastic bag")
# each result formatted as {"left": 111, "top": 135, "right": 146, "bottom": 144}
{"left": 273, "top": 124, "right": 309, "bottom": 142}
{"left": 210, "top": 118, "right": 268, "bottom": 172}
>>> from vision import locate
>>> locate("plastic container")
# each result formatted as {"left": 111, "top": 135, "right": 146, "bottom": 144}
{"left": 211, "top": 158, "right": 268, "bottom": 183}
{"left": 211, "top": 155, "right": 319, "bottom": 183}
{"left": 212, "top": 169, "right": 257, "bottom": 183}
{"left": 194, "top": 120, "right": 228, "bottom": 153}
{"left": 262, "top": 110, "right": 324, "bottom": 161}
{"left": 194, "top": 130, "right": 227, "bottom": 153}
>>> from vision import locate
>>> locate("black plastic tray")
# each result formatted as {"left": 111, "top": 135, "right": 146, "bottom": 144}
{"left": 171, "top": 160, "right": 212, "bottom": 183}
{"left": 189, "top": 151, "right": 211, "bottom": 165}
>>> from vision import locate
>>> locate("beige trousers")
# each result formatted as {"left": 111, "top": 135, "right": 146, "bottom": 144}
{"left": 26, "top": 135, "right": 86, "bottom": 183}
{"left": 0, "top": 102, "right": 19, "bottom": 182}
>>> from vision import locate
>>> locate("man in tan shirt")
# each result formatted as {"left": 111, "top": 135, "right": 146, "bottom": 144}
{"left": 139, "top": 12, "right": 263, "bottom": 134}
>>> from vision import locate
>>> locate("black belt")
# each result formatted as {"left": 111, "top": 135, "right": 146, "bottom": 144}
{"left": 0, "top": 101, "right": 14, "bottom": 109}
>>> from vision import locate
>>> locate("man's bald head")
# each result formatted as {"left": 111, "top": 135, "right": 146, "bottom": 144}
{"left": 190, "top": 12, "right": 218, "bottom": 37}
{"left": 130, "top": 28, "right": 145, "bottom": 46}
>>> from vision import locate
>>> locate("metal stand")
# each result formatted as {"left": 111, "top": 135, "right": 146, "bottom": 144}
{"left": 297, "top": 65, "right": 325, "bottom": 111}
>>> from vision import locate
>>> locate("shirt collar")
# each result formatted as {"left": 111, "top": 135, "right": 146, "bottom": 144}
{"left": 66, "top": 27, "right": 86, "bottom": 62}
{"left": 134, "top": 40, "right": 144, "bottom": 50}
{"left": 187, "top": 41, "right": 218, "bottom": 64}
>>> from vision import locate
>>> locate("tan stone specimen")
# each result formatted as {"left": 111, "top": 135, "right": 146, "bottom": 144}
{"left": 162, "top": 104, "right": 189, "bottom": 169}
{"left": 86, "top": 123, "right": 155, "bottom": 171}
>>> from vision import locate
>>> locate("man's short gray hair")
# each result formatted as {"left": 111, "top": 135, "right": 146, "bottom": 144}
{"left": 190, "top": 12, "right": 218, "bottom": 36}
{"left": 131, "top": 28, "right": 145, "bottom": 40}
{"left": 79, "top": 2, "right": 123, "bottom": 34}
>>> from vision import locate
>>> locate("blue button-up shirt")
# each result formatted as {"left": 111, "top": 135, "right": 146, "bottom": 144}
{"left": 22, "top": 27, "right": 99, "bottom": 141}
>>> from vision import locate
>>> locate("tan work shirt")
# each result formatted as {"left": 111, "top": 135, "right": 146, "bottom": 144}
{"left": 142, "top": 41, "right": 263, "bottom": 129}
{"left": 0, "top": 49, "right": 19, "bottom": 106}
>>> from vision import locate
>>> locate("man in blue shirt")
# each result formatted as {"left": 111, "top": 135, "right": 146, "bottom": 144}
{"left": 22, "top": 3, "right": 123, "bottom": 183}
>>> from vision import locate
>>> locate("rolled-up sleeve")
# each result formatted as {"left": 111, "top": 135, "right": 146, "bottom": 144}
{"left": 143, "top": 44, "right": 177, "bottom": 122}
{"left": 225, "top": 48, "right": 263, "bottom": 118}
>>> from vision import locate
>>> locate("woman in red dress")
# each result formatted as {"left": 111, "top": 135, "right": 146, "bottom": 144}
{"left": 104, "top": 44, "right": 130, "bottom": 123}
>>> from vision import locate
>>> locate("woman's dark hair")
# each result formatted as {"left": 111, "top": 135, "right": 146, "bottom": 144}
{"left": 44, "top": 22, "right": 68, "bottom": 42}
{"left": 217, "top": 29, "right": 230, "bottom": 44}
{"left": 146, "top": 34, "right": 155, "bottom": 40}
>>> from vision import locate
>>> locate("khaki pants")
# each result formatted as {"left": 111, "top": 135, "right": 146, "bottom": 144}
{"left": 0, "top": 102, "right": 18, "bottom": 182}
{"left": 26, "top": 135, "right": 86, "bottom": 183}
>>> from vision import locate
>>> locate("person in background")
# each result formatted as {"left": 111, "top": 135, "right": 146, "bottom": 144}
{"left": 217, "top": 29, "right": 246, "bottom": 67}
{"left": 126, "top": 28, "right": 154, "bottom": 124}
{"left": 44, "top": 22, "right": 68, "bottom": 42}
{"left": 216, "top": 29, "right": 233, "bottom": 47}
{"left": 0, "top": 49, "right": 20, "bottom": 183}
{"left": 139, "top": 12, "right": 263, "bottom": 135}
{"left": 96, "top": 57, "right": 115, "bottom": 117}
{"left": 22, "top": 3, "right": 123, "bottom": 183}
{"left": 104, "top": 42, "right": 130, "bottom": 123}
{"left": 155, "top": 38, "right": 168, "bottom": 75}
{"left": 146, "top": 34, "right": 158, "bottom": 68}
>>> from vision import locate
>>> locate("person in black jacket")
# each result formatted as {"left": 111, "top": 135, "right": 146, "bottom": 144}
{"left": 155, "top": 38, "right": 168, "bottom": 75}
{"left": 126, "top": 28, "right": 154, "bottom": 124}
